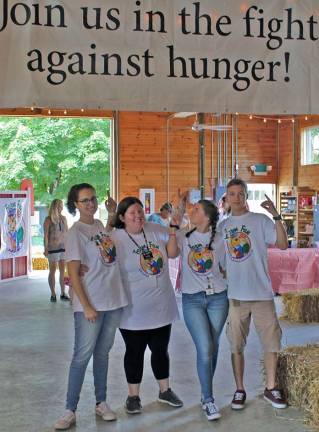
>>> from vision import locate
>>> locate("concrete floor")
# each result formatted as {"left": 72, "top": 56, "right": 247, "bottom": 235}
{"left": 0, "top": 271, "right": 318, "bottom": 432}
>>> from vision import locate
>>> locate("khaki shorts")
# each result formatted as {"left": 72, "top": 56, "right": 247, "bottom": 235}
{"left": 226, "top": 299, "right": 282, "bottom": 353}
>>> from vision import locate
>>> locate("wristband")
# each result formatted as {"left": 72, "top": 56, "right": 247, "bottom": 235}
{"left": 169, "top": 233, "right": 176, "bottom": 236}
{"left": 169, "top": 224, "right": 180, "bottom": 230}
{"left": 273, "top": 214, "right": 282, "bottom": 221}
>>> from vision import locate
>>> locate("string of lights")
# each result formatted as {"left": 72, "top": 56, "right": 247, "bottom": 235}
{"left": 29, "top": 106, "right": 85, "bottom": 115}
{"left": 234, "top": 112, "right": 309, "bottom": 124}
{"left": 27, "top": 107, "right": 310, "bottom": 123}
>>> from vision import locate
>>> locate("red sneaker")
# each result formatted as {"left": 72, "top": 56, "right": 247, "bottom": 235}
{"left": 264, "top": 388, "right": 287, "bottom": 409}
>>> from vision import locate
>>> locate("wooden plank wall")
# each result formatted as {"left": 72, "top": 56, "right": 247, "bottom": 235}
{"left": 278, "top": 122, "right": 294, "bottom": 190}
{"left": 118, "top": 112, "right": 279, "bottom": 209}
{"left": 236, "top": 117, "right": 277, "bottom": 184}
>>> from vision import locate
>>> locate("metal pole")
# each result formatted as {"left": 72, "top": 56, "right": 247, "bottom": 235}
{"left": 231, "top": 114, "right": 234, "bottom": 177}
{"left": 198, "top": 112, "right": 205, "bottom": 199}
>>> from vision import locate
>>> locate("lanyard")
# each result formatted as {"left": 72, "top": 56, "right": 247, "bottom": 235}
{"left": 125, "top": 228, "right": 151, "bottom": 253}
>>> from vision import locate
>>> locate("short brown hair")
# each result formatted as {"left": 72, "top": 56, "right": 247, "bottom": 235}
{"left": 227, "top": 178, "right": 248, "bottom": 197}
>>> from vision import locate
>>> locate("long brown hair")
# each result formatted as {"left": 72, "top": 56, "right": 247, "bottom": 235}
{"left": 48, "top": 199, "right": 63, "bottom": 224}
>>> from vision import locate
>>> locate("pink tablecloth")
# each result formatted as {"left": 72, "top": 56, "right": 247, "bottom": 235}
{"left": 268, "top": 248, "right": 319, "bottom": 293}
{"left": 169, "top": 249, "right": 319, "bottom": 295}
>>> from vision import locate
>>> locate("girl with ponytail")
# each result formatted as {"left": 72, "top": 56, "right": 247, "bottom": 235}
{"left": 170, "top": 198, "right": 228, "bottom": 421}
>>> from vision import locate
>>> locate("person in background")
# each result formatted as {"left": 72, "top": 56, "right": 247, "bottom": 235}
{"left": 44, "top": 199, "right": 69, "bottom": 302}
{"left": 54, "top": 184, "right": 128, "bottom": 430}
{"left": 217, "top": 193, "right": 231, "bottom": 224}
{"left": 219, "top": 178, "right": 288, "bottom": 411}
{"left": 168, "top": 199, "right": 228, "bottom": 421}
{"left": 111, "top": 196, "right": 183, "bottom": 415}
{"left": 148, "top": 202, "right": 173, "bottom": 226}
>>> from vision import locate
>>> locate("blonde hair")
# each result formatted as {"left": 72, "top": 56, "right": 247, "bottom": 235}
{"left": 49, "top": 199, "right": 63, "bottom": 224}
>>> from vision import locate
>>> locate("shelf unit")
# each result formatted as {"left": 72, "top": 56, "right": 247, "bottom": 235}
{"left": 296, "top": 191, "right": 315, "bottom": 247}
{"left": 280, "top": 190, "right": 316, "bottom": 247}
{"left": 280, "top": 193, "right": 297, "bottom": 244}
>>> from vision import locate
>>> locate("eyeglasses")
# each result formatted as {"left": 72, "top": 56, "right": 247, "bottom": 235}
{"left": 77, "top": 196, "right": 97, "bottom": 205}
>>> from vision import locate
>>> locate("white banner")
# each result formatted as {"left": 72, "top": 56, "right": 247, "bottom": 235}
{"left": 0, "top": 0, "right": 319, "bottom": 114}
{"left": 0, "top": 197, "right": 29, "bottom": 259}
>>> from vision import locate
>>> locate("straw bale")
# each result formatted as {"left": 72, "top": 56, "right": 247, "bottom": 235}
{"left": 32, "top": 257, "right": 48, "bottom": 270}
{"left": 281, "top": 289, "right": 319, "bottom": 322}
{"left": 277, "top": 345, "right": 319, "bottom": 428}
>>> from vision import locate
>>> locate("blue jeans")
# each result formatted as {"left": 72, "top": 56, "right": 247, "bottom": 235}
{"left": 66, "top": 309, "right": 122, "bottom": 411}
{"left": 182, "top": 290, "right": 229, "bottom": 402}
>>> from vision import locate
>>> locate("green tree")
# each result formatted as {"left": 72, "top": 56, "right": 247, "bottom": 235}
{"left": 311, "top": 127, "right": 319, "bottom": 163}
{"left": 0, "top": 117, "right": 111, "bottom": 203}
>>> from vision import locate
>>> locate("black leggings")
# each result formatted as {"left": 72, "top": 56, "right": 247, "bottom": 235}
{"left": 120, "top": 324, "right": 171, "bottom": 384}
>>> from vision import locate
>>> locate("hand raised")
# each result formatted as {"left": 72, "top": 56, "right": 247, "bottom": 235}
{"left": 105, "top": 190, "right": 117, "bottom": 213}
{"left": 260, "top": 194, "right": 279, "bottom": 217}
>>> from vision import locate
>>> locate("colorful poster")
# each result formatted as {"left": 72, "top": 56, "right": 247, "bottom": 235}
{"left": 0, "top": 198, "right": 29, "bottom": 259}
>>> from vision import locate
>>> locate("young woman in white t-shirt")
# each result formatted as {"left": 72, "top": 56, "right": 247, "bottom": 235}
{"left": 111, "top": 196, "right": 183, "bottom": 415}
{"left": 170, "top": 199, "right": 229, "bottom": 421}
{"left": 54, "top": 184, "right": 128, "bottom": 431}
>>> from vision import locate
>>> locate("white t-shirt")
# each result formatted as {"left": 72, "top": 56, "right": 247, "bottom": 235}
{"left": 218, "top": 212, "right": 276, "bottom": 301}
{"left": 112, "top": 222, "right": 179, "bottom": 330}
{"left": 65, "top": 220, "right": 128, "bottom": 312}
{"left": 178, "top": 230, "right": 227, "bottom": 294}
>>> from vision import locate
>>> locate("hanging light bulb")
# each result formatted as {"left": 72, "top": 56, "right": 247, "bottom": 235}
{"left": 30, "top": 106, "right": 34, "bottom": 111}
{"left": 81, "top": 108, "right": 84, "bottom": 113}
{"left": 292, "top": 118, "right": 295, "bottom": 123}
{"left": 64, "top": 109, "right": 67, "bottom": 115}
{"left": 263, "top": 118, "right": 267, "bottom": 123}
{"left": 305, "top": 116, "right": 308, "bottom": 121}
{"left": 48, "top": 109, "right": 51, "bottom": 115}
{"left": 278, "top": 119, "right": 282, "bottom": 124}
{"left": 249, "top": 115, "right": 253, "bottom": 120}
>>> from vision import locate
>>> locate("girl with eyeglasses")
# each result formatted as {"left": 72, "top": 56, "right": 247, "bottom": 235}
{"left": 54, "top": 183, "right": 128, "bottom": 430}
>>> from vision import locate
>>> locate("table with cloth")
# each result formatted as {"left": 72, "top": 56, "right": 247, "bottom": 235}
{"left": 268, "top": 248, "right": 319, "bottom": 294}
{"left": 169, "top": 249, "right": 319, "bottom": 295}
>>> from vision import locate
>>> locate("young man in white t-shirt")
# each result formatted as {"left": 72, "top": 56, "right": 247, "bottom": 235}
{"left": 218, "top": 178, "right": 288, "bottom": 411}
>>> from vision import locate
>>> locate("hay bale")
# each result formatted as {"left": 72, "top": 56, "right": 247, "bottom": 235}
{"left": 32, "top": 257, "right": 48, "bottom": 270}
{"left": 281, "top": 289, "right": 319, "bottom": 322}
{"left": 277, "top": 345, "right": 319, "bottom": 429}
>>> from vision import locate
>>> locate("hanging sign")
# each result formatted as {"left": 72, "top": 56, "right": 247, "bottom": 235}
{"left": 0, "top": 0, "right": 319, "bottom": 114}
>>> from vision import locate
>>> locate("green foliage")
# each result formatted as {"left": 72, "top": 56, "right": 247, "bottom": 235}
{"left": 0, "top": 117, "right": 111, "bottom": 204}
{"left": 310, "top": 128, "right": 319, "bottom": 163}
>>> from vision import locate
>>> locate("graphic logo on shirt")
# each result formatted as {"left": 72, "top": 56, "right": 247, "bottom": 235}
{"left": 224, "top": 225, "right": 252, "bottom": 262}
{"left": 188, "top": 243, "right": 213, "bottom": 274}
{"left": 91, "top": 232, "right": 116, "bottom": 266}
{"left": 133, "top": 242, "right": 164, "bottom": 276}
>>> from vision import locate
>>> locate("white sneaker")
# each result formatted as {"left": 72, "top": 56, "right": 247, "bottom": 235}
{"left": 202, "top": 400, "right": 221, "bottom": 421}
{"left": 95, "top": 401, "right": 117, "bottom": 421}
{"left": 54, "top": 410, "right": 76, "bottom": 430}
